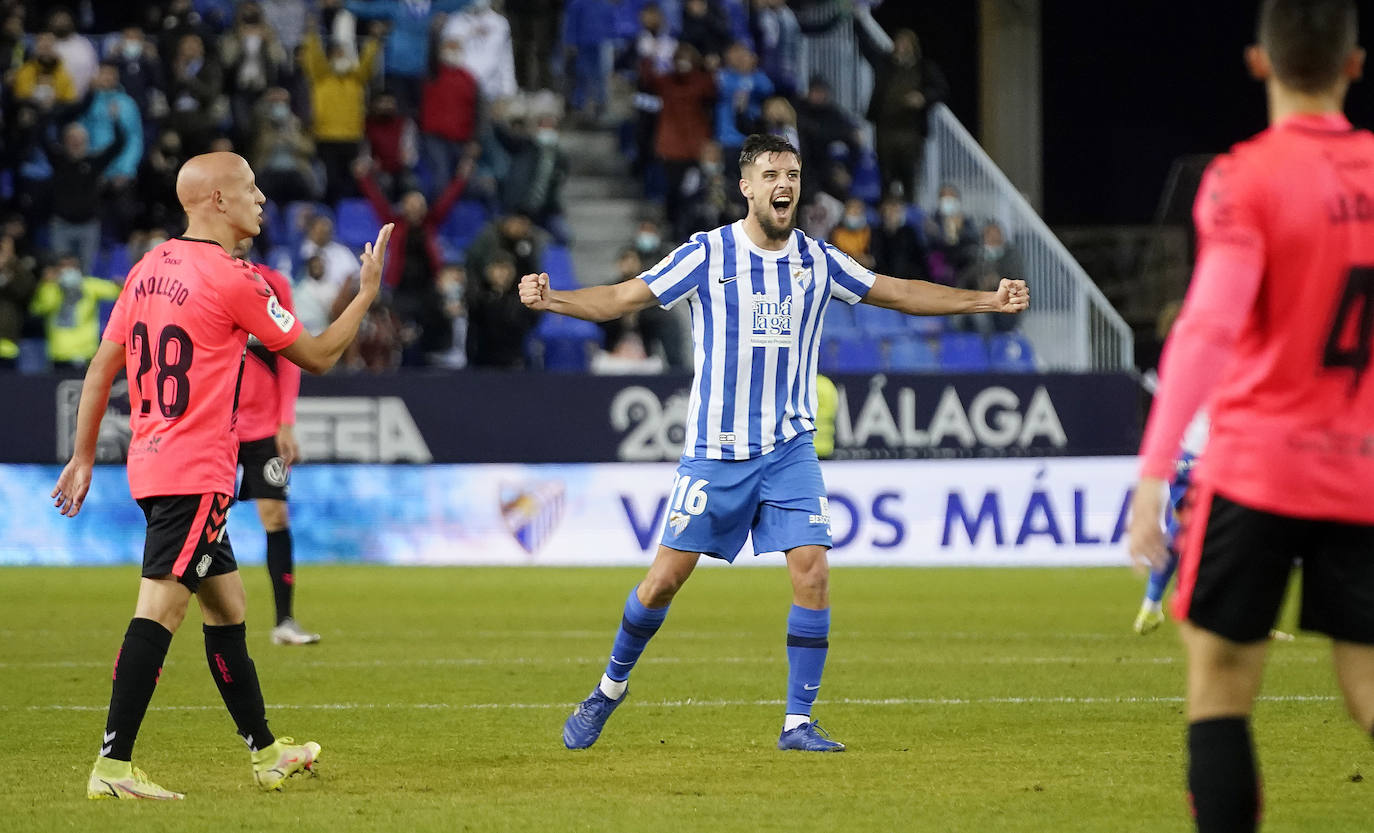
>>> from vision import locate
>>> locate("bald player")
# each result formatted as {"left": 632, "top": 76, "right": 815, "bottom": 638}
{"left": 53, "top": 152, "right": 393, "bottom": 800}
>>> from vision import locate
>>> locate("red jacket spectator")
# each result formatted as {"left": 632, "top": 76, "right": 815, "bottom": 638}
{"left": 364, "top": 93, "right": 412, "bottom": 176}
{"left": 354, "top": 160, "right": 469, "bottom": 289}
{"left": 420, "top": 64, "right": 479, "bottom": 142}
{"left": 646, "top": 53, "right": 716, "bottom": 162}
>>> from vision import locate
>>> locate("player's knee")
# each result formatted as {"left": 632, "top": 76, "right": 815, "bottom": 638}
{"left": 638, "top": 573, "right": 685, "bottom": 607}
{"left": 257, "top": 500, "right": 289, "bottom": 532}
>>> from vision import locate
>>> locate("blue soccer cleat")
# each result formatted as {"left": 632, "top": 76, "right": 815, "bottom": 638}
{"left": 777, "top": 721, "right": 846, "bottom": 752}
{"left": 562, "top": 687, "right": 627, "bottom": 749}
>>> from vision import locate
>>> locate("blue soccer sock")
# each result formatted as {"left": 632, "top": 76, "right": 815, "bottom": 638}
{"left": 1144, "top": 550, "right": 1180, "bottom": 605}
{"left": 601, "top": 586, "right": 669, "bottom": 692}
{"left": 785, "top": 605, "right": 830, "bottom": 723}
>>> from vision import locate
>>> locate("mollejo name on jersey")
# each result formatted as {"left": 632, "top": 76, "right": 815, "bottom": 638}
{"left": 130, "top": 273, "right": 191, "bottom": 307}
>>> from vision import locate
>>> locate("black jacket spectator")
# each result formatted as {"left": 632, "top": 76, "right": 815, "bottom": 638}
{"left": 466, "top": 252, "right": 539, "bottom": 369}
{"left": 856, "top": 15, "right": 948, "bottom": 200}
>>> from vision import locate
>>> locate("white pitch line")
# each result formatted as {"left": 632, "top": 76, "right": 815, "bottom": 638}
{"left": 2, "top": 693, "right": 1343, "bottom": 713}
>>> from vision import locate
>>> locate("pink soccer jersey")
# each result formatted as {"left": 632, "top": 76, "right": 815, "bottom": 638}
{"left": 103, "top": 237, "right": 304, "bottom": 499}
{"left": 1140, "top": 113, "right": 1374, "bottom": 523}
{"left": 235, "top": 263, "right": 301, "bottom": 444}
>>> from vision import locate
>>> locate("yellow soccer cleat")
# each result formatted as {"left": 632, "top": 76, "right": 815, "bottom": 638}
{"left": 87, "top": 756, "right": 185, "bottom": 800}
{"left": 251, "top": 737, "right": 321, "bottom": 791}
{"left": 1133, "top": 601, "right": 1165, "bottom": 635}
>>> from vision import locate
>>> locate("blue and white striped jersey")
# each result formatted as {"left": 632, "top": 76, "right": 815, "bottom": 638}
{"left": 641, "top": 220, "right": 876, "bottom": 460}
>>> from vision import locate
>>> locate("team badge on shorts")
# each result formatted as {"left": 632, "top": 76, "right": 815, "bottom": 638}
{"left": 668, "top": 510, "right": 690, "bottom": 535}
{"left": 196, "top": 553, "right": 213, "bottom": 578}
{"left": 263, "top": 456, "right": 289, "bottom": 488}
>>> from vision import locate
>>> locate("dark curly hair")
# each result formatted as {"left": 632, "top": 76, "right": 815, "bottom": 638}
{"left": 738, "top": 134, "right": 801, "bottom": 171}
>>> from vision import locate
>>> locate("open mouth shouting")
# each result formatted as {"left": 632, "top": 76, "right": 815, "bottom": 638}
{"left": 769, "top": 192, "right": 794, "bottom": 223}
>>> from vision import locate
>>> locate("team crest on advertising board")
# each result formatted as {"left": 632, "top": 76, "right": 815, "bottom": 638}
{"left": 500, "top": 481, "right": 567, "bottom": 555}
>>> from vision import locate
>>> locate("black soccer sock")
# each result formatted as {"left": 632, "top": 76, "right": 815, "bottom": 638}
{"left": 204, "top": 623, "right": 275, "bottom": 752}
{"left": 1188, "top": 717, "right": 1261, "bottom": 833}
{"left": 101, "top": 617, "right": 173, "bottom": 761}
{"left": 265, "top": 529, "right": 294, "bottom": 625}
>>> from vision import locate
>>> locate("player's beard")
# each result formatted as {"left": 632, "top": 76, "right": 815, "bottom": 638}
{"left": 754, "top": 198, "right": 796, "bottom": 242}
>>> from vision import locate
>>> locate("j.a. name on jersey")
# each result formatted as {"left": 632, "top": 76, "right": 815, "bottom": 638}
{"left": 1327, "top": 187, "right": 1374, "bottom": 225}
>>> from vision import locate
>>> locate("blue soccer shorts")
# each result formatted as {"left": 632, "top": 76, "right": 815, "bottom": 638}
{"left": 659, "top": 433, "right": 833, "bottom": 562}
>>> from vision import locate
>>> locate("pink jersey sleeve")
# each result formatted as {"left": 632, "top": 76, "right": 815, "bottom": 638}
{"left": 1137, "top": 155, "right": 1265, "bottom": 479}
{"left": 258, "top": 265, "right": 301, "bottom": 425}
{"left": 101, "top": 256, "right": 147, "bottom": 345}
{"left": 221, "top": 262, "right": 304, "bottom": 352}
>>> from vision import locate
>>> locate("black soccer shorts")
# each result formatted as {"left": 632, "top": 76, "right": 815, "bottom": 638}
{"left": 1173, "top": 485, "right": 1374, "bottom": 644}
{"left": 237, "top": 436, "right": 290, "bottom": 502}
{"left": 136, "top": 493, "right": 237, "bottom": 592}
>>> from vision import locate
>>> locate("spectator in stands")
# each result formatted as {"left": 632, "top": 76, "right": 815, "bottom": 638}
{"left": 301, "top": 28, "right": 380, "bottom": 205}
{"left": 715, "top": 41, "right": 773, "bottom": 184}
{"left": 601, "top": 245, "right": 690, "bottom": 370}
{"left": 505, "top": 0, "right": 560, "bottom": 91}
{"left": 680, "top": 0, "right": 732, "bottom": 69}
{"left": 430, "top": 262, "right": 468, "bottom": 368}
{"left": 135, "top": 130, "right": 186, "bottom": 233}
{"left": 298, "top": 215, "right": 361, "bottom": 290}
{"left": 736, "top": 95, "right": 799, "bottom": 152}
{"left": 262, "top": 0, "right": 310, "bottom": 53}
{"left": 798, "top": 158, "right": 851, "bottom": 241}
{"left": 46, "top": 121, "right": 128, "bottom": 273}
{"left": 253, "top": 87, "right": 320, "bottom": 205}
{"left": 13, "top": 32, "right": 78, "bottom": 114}
{"left": 363, "top": 90, "right": 421, "bottom": 201}
{"left": 645, "top": 43, "right": 715, "bottom": 235}
{"left": 442, "top": 0, "right": 517, "bottom": 105}
{"left": 347, "top": 0, "right": 467, "bottom": 114}
{"left": 421, "top": 35, "right": 481, "bottom": 201}
{"left": 165, "top": 33, "right": 224, "bottom": 155}
{"left": 631, "top": 217, "right": 668, "bottom": 265}
{"left": 795, "top": 75, "right": 862, "bottom": 204}
{"left": 498, "top": 114, "right": 569, "bottom": 243}
{"left": 353, "top": 154, "right": 473, "bottom": 361}
{"left": 292, "top": 255, "right": 332, "bottom": 334}
{"left": 829, "top": 197, "right": 875, "bottom": 269}
{"left": 466, "top": 249, "right": 539, "bottom": 369}
{"left": 104, "top": 27, "right": 167, "bottom": 125}
{"left": 466, "top": 213, "right": 544, "bottom": 286}
{"left": 48, "top": 8, "right": 98, "bottom": 99}
{"left": 155, "top": 0, "right": 211, "bottom": 65}
{"left": 871, "top": 194, "right": 926, "bottom": 279}
{"left": 220, "top": 3, "right": 290, "bottom": 147}
{"left": 676, "top": 139, "right": 734, "bottom": 239}
{"left": 0, "top": 9, "right": 26, "bottom": 81}
{"left": 925, "top": 183, "right": 979, "bottom": 285}
{"left": 856, "top": 15, "right": 948, "bottom": 202}
{"left": 0, "top": 233, "right": 37, "bottom": 370}
{"left": 79, "top": 62, "right": 144, "bottom": 242}
{"left": 748, "top": 0, "right": 800, "bottom": 96}
{"left": 28, "top": 253, "right": 121, "bottom": 369}
{"left": 314, "top": 0, "right": 359, "bottom": 52}
{"left": 628, "top": 2, "right": 676, "bottom": 182}
{"left": 562, "top": 0, "right": 616, "bottom": 124}
{"left": 959, "top": 221, "right": 1021, "bottom": 335}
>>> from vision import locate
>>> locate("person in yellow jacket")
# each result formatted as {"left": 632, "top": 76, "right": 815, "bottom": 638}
{"left": 12, "top": 33, "right": 78, "bottom": 111}
{"left": 301, "top": 30, "right": 380, "bottom": 204}
{"left": 813, "top": 373, "right": 839, "bottom": 459}
{"left": 29, "top": 254, "right": 120, "bottom": 369}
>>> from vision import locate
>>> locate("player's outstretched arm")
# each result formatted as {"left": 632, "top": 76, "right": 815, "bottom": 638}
{"left": 279, "top": 223, "right": 394, "bottom": 374}
{"left": 518, "top": 272, "right": 659, "bottom": 322}
{"left": 862, "top": 273, "right": 1029, "bottom": 316}
{"left": 52, "top": 338, "right": 124, "bottom": 517}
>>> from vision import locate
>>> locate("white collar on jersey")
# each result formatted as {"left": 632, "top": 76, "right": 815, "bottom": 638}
{"left": 732, "top": 220, "right": 800, "bottom": 260}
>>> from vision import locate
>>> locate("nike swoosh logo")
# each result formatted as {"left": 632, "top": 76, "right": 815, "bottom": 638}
{"left": 100, "top": 779, "right": 119, "bottom": 798}
{"left": 718, "top": 276, "right": 737, "bottom": 284}
{"left": 609, "top": 656, "right": 633, "bottom": 666}
{"left": 803, "top": 683, "right": 820, "bottom": 691}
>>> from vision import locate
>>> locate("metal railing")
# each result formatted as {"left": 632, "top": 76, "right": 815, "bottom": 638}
{"left": 795, "top": 1, "right": 873, "bottom": 122}
{"left": 921, "top": 104, "right": 1135, "bottom": 371}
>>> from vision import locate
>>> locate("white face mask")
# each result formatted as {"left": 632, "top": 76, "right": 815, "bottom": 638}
{"left": 536, "top": 128, "right": 559, "bottom": 147}
{"left": 58, "top": 267, "right": 82, "bottom": 289}
{"left": 983, "top": 244, "right": 1004, "bottom": 260}
{"left": 843, "top": 214, "right": 865, "bottom": 230}
{"left": 636, "top": 232, "right": 660, "bottom": 252}
{"left": 939, "top": 196, "right": 961, "bottom": 216}
{"left": 332, "top": 56, "right": 355, "bottom": 74}
{"left": 441, "top": 47, "right": 463, "bottom": 66}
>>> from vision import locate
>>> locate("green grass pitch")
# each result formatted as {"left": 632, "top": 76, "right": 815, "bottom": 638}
{"left": 1, "top": 565, "right": 1371, "bottom": 832}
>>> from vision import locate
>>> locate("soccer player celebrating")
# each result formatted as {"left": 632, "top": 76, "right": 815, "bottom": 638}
{"left": 520, "top": 133, "right": 1028, "bottom": 752}
{"left": 53, "top": 151, "right": 393, "bottom": 799}
{"left": 231, "top": 242, "right": 319, "bottom": 646}
{"left": 1127, "top": 2, "right": 1374, "bottom": 830}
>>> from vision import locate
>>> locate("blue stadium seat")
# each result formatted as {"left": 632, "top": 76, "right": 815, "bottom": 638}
{"left": 335, "top": 198, "right": 382, "bottom": 250}
{"left": 537, "top": 335, "right": 593, "bottom": 371}
{"left": 853, "top": 303, "right": 907, "bottom": 336}
{"left": 822, "top": 302, "right": 858, "bottom": 337}
{"left": 818, "top": 335, "right": 882, "bottom": 373}
{"left": 886, "top": 335, "right": 940, "bottom": 372}
{"left": 939, "top": 331, "right": 991, "bottom": 372}
{"left": 989, "top": 332, "right": 1037, "bottom": 372}
{"left": 265, "top": 246, "right": 296, "bottom": 278}
{"left": 16, "top": 338, "right": 48, "bottom": 374}
{"left": 542, "top": 245, "right": 578, "bottom": 290}
{"left": 850, "top": 149, "right": 883, "bottom": 204}
{"left": 440, "top": 201, "right": 489, "bottom": 252}
{"left": 906, "top": 314, "right": 946, "bottom": 336}
{"left": 97, "top": 299, "right": 117, "bottom": 335}
{"left": 260, "top": 200, "right": 282, "bottom": 243}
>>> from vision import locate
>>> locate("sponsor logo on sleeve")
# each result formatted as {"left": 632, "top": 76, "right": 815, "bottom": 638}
{"left": 266, "top": 295, "right": 296, "bottom": 333}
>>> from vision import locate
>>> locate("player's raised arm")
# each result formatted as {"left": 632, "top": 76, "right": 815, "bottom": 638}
{"left": 278, "top": 223, "right": 394, "bottom": 373}
{"left": 52, "top": 338, "right": 125, "bottom": 517}
{"left": 862, "top": 272, "right": 1029, "bottom": 316}
{"left": 518, "top": 272, "right": 659, "bottom": 322}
